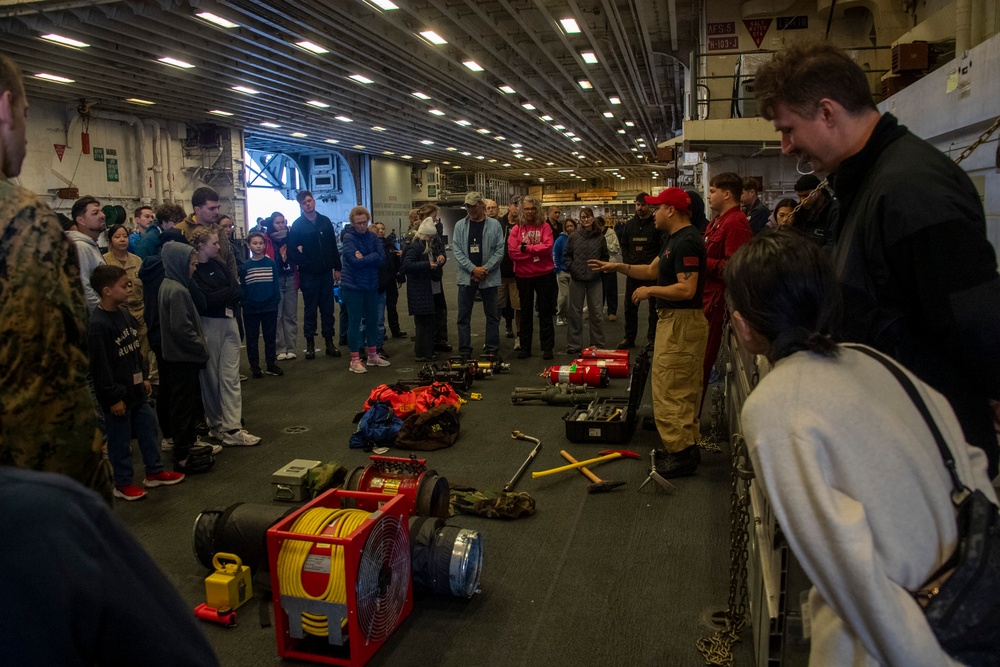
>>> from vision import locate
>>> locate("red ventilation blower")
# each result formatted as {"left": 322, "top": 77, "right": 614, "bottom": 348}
{"left": 342, "top": 455, "right": 450, "bottom": 518}
{"left": 580, "top": 346, "right": 630, "bottom": 362}
{"left": 543, "top": 364, "right": 609, "bottom": 387}
{"left": 571, "top": 357, "right": 630, "bottom": 379}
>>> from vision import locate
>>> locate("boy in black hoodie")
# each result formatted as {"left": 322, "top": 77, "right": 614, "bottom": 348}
{"left": 88, "top": 265, "right": 185, "bottom": 500}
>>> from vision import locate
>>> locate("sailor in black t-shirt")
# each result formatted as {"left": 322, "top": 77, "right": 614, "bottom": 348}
{"left": 589, "top": 188, "right": 709, "bottom": 478}
{"left": 618, "top": 193, "right": 664, "bottom": 349}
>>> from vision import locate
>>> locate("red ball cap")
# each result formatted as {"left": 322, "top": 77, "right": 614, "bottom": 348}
{"left": 644, "top": 188, "right": 691, "bottom": 214}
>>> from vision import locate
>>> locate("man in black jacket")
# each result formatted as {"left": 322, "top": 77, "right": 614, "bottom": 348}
{"left": 288, "top": 190, "right": 342, "bottom": 359}
{"left": 756, "top": 42, "right": 1000, "bottom": 477}
{"left": 618, "top": 193, "right": 664, "bottom": 350}
{"left": 740, "top": 177, "right": 770, "bottom": 235}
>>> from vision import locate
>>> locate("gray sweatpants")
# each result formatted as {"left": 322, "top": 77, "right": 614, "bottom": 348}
{"left": 566, "top": 278, "right": 605, "bottom": 350}
{"left": 276, "top": 273, "right": 298, "bottom": 355}
{"left": 200, "top": 316, "right": 243, "bottom": 433}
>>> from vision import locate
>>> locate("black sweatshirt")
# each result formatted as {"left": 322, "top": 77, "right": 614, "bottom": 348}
{"left": 88, "top": 306, "right": 147, "bottom": 410}
{"left": 288, "top": 213, "right": 342, "bottom": 274}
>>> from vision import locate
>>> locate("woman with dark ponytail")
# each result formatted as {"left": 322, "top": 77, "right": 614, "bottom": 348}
{"left": 727, "top": 229, "right": 994, "bottom": 667}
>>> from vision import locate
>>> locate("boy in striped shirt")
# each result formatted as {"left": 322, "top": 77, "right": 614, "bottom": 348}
{"left": 241, "top": 231, "right": 282, "bottom": 378}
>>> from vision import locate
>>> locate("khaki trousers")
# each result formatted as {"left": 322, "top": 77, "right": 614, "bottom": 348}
{"left": 651, "top": 308, "right": 709, "bottom": 453}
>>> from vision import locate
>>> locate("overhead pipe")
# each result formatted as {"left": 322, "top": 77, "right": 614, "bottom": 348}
{"left": 956, "top": 0, "right": 972, "bottom": 54}
{"left": 144, "top": 119, "right": 163, "bottom": 204}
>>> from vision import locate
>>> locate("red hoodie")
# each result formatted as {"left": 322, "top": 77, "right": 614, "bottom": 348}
{"left": 507, "top": 222, "right": 555, "bottom": 278}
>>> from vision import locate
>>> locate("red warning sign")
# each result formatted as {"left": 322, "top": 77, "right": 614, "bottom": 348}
{"left": 743, "top": 18, "right": 772, "bottom": 48}
{"left": 54, "top": 144, "right": 66, "bottom": 161}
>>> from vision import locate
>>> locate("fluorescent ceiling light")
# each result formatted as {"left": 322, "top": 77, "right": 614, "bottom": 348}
{"left": 476, "top": 128, "right": 491, "bottom": 134}
{"left": 421, "top": 159, "right": 431, "bottom": 163}
{"left": 538, "top": 177, "right": 544, "bottom": 182}
{"left": 511, "top": 143, "right": 522, "bottom": 148}
{"left": 498, "top": 85, "right": 515, "bottom": 94}
{"left": 524, "top": 157, "right": 533, "bottom": 161}
{"left": 232, "top": 85, "right": 260, "bottom": 94}
{"left": 461, "top": 151, "right": 472, "bottom": 156}
{"left": 400, "top": 155, "right": 412, "bottom": 159}
{"left": 521, "top": 103, "right": 536, "bottom": 110}
{"left": 476, "top": 155, "right": 485, "bottom": 160}
{"left": 335, "top": 116, "right": 353, "bottom": 123}
{"left": 577, "top": 155, "right": 586, "bottom": 159}
{"left": 581, "top": 51, "right": 598, "bottom": 64}
{"left": 260, "top": 122, "right": 281, "bottom": 128}
{"left": 292, "top": 132, "right": 308, "bottom": 138}
{"left": 371, "top": 126, "right": 387, "bottom": 131}
{"left": 463, "top": 60, "right": 484, "bottom": 72}
{"left": 553, "top": 124, "right": 565, "bottom": 130}
{"left": 602, "top": 111, "right": 614, "bottom": 118}
{"left": 420, "top": 139, "right": 434, "bottom": 145}
{"left": 428, "top": 109, "right": 446, "bottom": 116}
{"left": 488, "top": 159, "right": 497, "bottom": 163}
{"left": 349, "top": 74, "right": 374, "bottom": 84}
{"left": 442, "top": 161, "right": 450, "bottom": 164}
{"left": 578, "top": 79, "right": 592, "bottom": 90}
{"left": 546, "top": 162, "right": 554, "bottom": 166}
{"left": 617, "top": 129, "right": 626, "bottom": 134}
{"left": 572, "top": 151, "right": 579, "bottom": 155}
{"left": 454, "top": 119, "right": 472, "bottom": 126}
{"left": 571, "top": 137, "right": 582, "bottom": 142}
{"left": 564, "top": 132, "right": 576, "bottom": 137}
{"left": 624, "top": 120, "right": 635, "bottom": 127}
{"left": 158, "top": 57, "right": 195, "bottom": 69}
{"left": 419, "top": 30, "right": 447, "bottom": 45}
{"left": 609, "top": 96, "right": 621, "bottom": 105}
{"left": 494, "top": 136, "right": 506, "bottom": 141}
{"left": 412, "top": 91, "right": 431, "bottom": 100}
{"left": 503, "top": 163, "right": 511, "bottom": 167}
{"left": 540, "top": 115, "right": 553, "bottom": 121}
{"left": 126, "top": 98, "right": 155, "bottom": 106}
{"left": 196, "top": 12, "right": 238, "bottom": 28}
{"left": 560, "top": 18, "right": 581, "bottom": 34}
{"left": 208, "top": 110, "right": 233, "bottom": 116}
{"left": 296, "top": 41, "right": 329, "bottom": 54}
{"left": 353, "top": 145, "right": 365, "bottom": 149}
{"left": 366, "top": 0, "right": 399, "bottom": 10}
{"left": 523, "top": 173, "right": 530, "bottom": 176}
{"left": 324, "top": 139, "right": 339, "bottom": 144}
{"left": 630, "top": 147, "right": 638, "bottom": 152}
{"left": 40, "top": 34, "right": 89, "bottom": 48}
{"left": 446, "top": 147, "right": 457, "bottom": 151}
{"left": 306, "top": 100, "right": 330, "bottom": 108}
{"left": 558, "top": 169, "right": 573, "bottom": 173}
{"left": 603, "top": 168, "right": 617, "bottom": 171}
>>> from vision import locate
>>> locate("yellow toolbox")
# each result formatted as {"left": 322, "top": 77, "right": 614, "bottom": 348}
{"left": 204, "top": 552, "right": 252, "bottom": 610}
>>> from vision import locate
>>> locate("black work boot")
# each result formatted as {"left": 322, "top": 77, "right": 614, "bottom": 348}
{"left": 654, "top": 445, "right": 700, "bottom": 478}
{"left": 325, "top": 337, "right": 341, "bottom": 357}
{"left": 305, "top": 337, "right": 316, "bottom": 360}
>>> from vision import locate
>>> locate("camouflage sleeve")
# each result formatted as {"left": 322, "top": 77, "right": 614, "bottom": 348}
{"left": 0, "top": 193, "right": 112, "bottom": 502}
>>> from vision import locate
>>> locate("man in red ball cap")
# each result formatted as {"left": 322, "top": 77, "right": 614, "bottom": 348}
{"left": 590, "top": 188, "right": 708, "bottom": 478}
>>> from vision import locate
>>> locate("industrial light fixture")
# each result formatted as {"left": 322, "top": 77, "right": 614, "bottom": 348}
{"left": 538, "top": 177, "right": 545, "bottom": 182}
{"left": 335, "top": 116, "right": 353, "bottom": 122}
{"left": 157, "top": 56, "right": 195, "bottom": 69}
{"left": 476, "top": 155, "right": 485, "bottom": 160}
{"left": 617, "top": 129, "right": 626, "bottom": 134}
{"left": 558, "top": 169, "right": 574, "bottom": 173}
{"left": 208, "top": 110, "right": 233, "bottom": 116}
{"left": 476, "top": 128, "right": 491, "bottom": 134}
{"left": 349, "top": 74, "right": 374, "bottom": 84}
{"left": 292, "top": 132, "right": 308, "bottom": 137}
{"left": 421, "top": 159, "right": 431, "bottom": 163}
{"left": 524, "top": 157, "right": 533, "bottom": 161}
{"left": 523, "top": 172, "right": 531, "bottom": 176}
{"left": 624, "top": 120, "right": 635, "bottom": 127}
{"left": 365, "top": 0, "right": 398, "bottom": 10}
{"left": 400, "top": 154, "right": 412, "bottom": 159}
{"left": 324, "top": 139, "right": 339, "bottom": 144}
{"left": 602, "top": 111, "right": 614, "bottom": 118}
{"left": 40, "top": 34, "right": 90, "bottom": 48}
{"left": 560, "top": 18, "right": 581, "bottom": 34}
{"left": 428, "top": 109, "right": 446, "bottom": 116}
{"left": 498, "top": 85, "right": 516, "bottom": 94}
{"left": 461, "top": 151, "right": 472, "bottom": 156}
{"left": 420, "top": 139, "right": 434, "bottom": 145}
{"left": 442, "top": 160, "right": 450, "bottom": 164}
{"left": 295, "top": 41, "right": 329, "bottom": 54}
{"left": 553, "top": 124, "right": 565, "bottom": 130}
{"left": 126, "top": 98, "right": 156, "bottom": 106}
{"left": 371, "top": 126, "right": 387, "bottom": 131}
{"left": 581, "top": 52, "right": 598, "bottom": 64}
{"left": 446, "top": 147, "right": 457, "bottom": 151}
{"left": 195, "top": 12, "right": 238, "bottom": 28}
{"left": 521, "top": 103, "right": 536, "bottom": 110}
{"left": 260, "top": 122, "right": 281, "bottom": 128}
{"left": 353, "top": 145, "right": 366, "bottom": 149}
{"left": 609, "top": 96, "right": 621, "bottom": 105}
{"left": 232, "top": 85, "right": 260, "bottom": 94}
{"left": 463, "top": 60, "right": 484, "bottom": 72}
{"left": 494, "top": 136, "right": 506, "bottom": 141}
{"left": 546, "top": 162, "right": 554, "bottom": 166}
{"left": 306, "top": 100, "right": 330, "bottom": 108}
{"left": 539, "top": 115, "right": 553, "bottom": 121}
{"left": 571, "top": 137, "right": 582, "bottom": 142}
{"left": 578, "top": 80, "right": 592, "bottom": 90}
{"left": 454, "top": 119, "right": 472, "bottom": 126}
{"left": 419, "top": 30, "right": 447, "bottom": 45}
{"left": 412, "top": 91, "right": 431, "bottom": 100}
{"left": 503, "top": 163, "right": 511, "bottom": 167}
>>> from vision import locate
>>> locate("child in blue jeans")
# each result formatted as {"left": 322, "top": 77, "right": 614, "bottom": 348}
{"left": 88, "top": 265, "right": 185, "bottom": 500}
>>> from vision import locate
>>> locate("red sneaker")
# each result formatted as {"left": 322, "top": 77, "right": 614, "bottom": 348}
{"left": 113, "top": 484, "right": 148, "bottom": 501}
{"left": 144, "top": 470, "right": 186, "bottom": 487}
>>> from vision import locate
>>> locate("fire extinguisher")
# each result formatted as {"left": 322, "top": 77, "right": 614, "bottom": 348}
{"left": 543, "top": 364, "right": 609, "bottom": 387}
{"left": 571, "top": 357, "right": 630, "bottom": 379}
{"left": 580, "top": 346, "right": 630, "bottom": 362}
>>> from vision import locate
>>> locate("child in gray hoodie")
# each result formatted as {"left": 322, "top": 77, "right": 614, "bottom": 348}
{"left": 158, "top": 243, "right": 215, "bottom": 473}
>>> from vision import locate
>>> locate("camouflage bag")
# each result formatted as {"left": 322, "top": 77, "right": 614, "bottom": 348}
{"left": 306, "top": 461, "right": 348, "bottom": 498}
{"left": 448, "top": 484, "right": 536, "bottom": 519}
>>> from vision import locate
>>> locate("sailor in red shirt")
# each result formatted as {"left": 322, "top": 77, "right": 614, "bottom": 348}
{"left": 703, "top": 172, "right": 752, "bottom": 397}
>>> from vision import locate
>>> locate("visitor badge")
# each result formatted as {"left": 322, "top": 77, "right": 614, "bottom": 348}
{"left": 470, "top": 244, "right": 480, "bottom": 253}
{"left": 133, "top": 371, "right": 143, "bottom": 385}
{"left": 225, "top": 307, "right": 234, "bottom": 318}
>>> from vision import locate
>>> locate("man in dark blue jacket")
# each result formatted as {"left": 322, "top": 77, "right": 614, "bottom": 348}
{"left": 288, "top": 190, "right": 342, "bottom": 359}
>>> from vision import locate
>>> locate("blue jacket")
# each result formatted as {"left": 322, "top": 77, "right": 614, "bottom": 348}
{"left": 451, "top": 215, "right": 504, "bottom": 288}
{"left": 340, "top": 226, "right": 385, "bottom": 291}
{"left": 553, "top": 232, "right": 569, "bottom": 274}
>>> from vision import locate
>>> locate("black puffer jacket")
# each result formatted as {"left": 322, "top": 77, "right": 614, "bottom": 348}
{"left": 564, "top": 225, "right": 609, "bottom": 282}
{"left": 402, "top": 238, "right": 438, "bottom": 316}
{"left": 378, "top": 235, "right": 402, "bottom": 292}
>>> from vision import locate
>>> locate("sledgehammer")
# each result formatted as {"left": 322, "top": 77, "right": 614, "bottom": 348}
{"left": 560, "top": 450, "right": 625, "bottom": 493}
{"left": 531, "top": 449, "right": 640, "bottom": 478}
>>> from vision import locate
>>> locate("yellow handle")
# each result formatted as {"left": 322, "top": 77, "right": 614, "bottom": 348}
{"left": 212, "top": 551, "right": 243, "bottom": 572}
{"left": 531, "top": 452, "right": 621, "bottom": 478}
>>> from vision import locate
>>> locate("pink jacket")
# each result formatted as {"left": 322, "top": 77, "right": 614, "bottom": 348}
{"left": 507, "top": 222, "right": 555, "bottom": 278}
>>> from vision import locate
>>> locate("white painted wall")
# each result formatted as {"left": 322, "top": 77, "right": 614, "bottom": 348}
{"left": 370, "top": 158, "right": 412, "bottom": 238}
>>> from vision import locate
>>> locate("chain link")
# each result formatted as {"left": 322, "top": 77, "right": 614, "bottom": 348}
{"left": 954, "top": 115, "right": 1000, "bottom": 165}
{"left": 696, "top": 434, "right": 752, "bottom": 666}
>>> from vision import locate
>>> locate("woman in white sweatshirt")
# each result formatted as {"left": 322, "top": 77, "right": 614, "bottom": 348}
{"left": 726, "top": 229, "right": 994, "bottom": 667}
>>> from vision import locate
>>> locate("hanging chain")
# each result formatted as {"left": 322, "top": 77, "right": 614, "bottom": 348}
{"left": 953, "top": 115, "right": 1000, "bottom": 165}
{"left": 697, "top": 434, "right": 753, "bottom": 666}
{"left": 789, "top": 177, "right": 829, "bottom": 218}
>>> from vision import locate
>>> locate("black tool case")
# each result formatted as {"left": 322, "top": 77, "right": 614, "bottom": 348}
{"left": 563, "top": 351, "right": 650, "bottom": 443}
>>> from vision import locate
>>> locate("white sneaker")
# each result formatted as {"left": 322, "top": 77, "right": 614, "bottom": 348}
{"left": 556, "top": 317, "right": 567, "bottom": 326}
{"left": 208, "top": 428, "right": 224, "bottom": 441}
{"left": 161, "top": 438, "right": 174, "bottom": 452}
{"left": 514, "top": 338, "right": 521, "bottom": 351}
{"left": 349, "top": 359, "right": 368, "bottom": 373}
{"left": 222, "top": 429, "right": 262, "bottom": 447}
{"left": 285, "top": 352, "right": 297, "bottom": 360}
{"left": 366, "top": 354, "right": 391, "bottom": 367}
{"left": 276, "top": 352, "right": 289, "bottom": 361}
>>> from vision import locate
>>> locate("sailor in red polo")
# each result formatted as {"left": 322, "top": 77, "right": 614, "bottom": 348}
{"left": 590, "top": 188, "right": 709, "bottom": 477}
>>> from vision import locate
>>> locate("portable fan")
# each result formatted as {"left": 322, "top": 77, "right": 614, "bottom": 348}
{"left": 355, "top": 512, "right": 410, "bottom": 642}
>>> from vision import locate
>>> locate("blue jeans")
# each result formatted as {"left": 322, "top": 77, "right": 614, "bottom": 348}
{"left": 105, "top": 401, "right": 163, "bottom": 486}
{"left": 341, "top": 287, "right": 380, "bottom": 351}
{"left": 376, "top": 290, "right": 387, "bottom": 348}
{"left": 457, "top": 284, "right": 500, "bottom": 355}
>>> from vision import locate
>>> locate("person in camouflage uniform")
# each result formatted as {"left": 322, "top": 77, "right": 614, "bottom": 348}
{"left": 0, "top": 53, "right": 112, "bottom": 502}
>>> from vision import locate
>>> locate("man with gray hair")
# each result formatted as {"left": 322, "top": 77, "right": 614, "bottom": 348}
{"left": 0, "top": 53, "right": 111, "bottom": 500}
{"left": 453, "top": 192, "right": 504, "bottom": 359}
